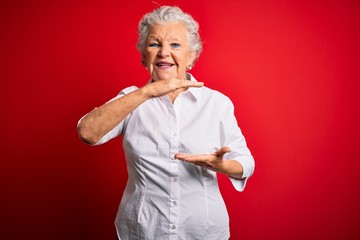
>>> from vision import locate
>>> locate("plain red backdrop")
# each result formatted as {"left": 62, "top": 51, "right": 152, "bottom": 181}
{"left": 1, "top": 0, "right": 359, "bottom": 239}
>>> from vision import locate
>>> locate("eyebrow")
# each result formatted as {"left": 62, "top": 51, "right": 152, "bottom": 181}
{"left": 147, "top": 34, "right": 158, "bottom": 39}
{"left": 147, "top": 35, "right": 182, "bottom": 42}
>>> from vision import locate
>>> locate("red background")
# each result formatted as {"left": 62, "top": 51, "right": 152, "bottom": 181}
{"left": 1, "top": 0, "right": 359, "bottom": 239}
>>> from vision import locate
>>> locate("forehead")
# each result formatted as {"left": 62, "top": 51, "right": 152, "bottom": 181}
{"left": 147, "top": 22, "right": 188, "bottom": 41}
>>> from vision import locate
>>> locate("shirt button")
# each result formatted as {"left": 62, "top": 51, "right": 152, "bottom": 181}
{"left": 173, "top": 177, "right": 178, "bottom": 182}
{"left": 170, "top": 224, "right": 176, "bottom": 230}
{"left": 172, "top": 200, "right": 177, "bottom": 206}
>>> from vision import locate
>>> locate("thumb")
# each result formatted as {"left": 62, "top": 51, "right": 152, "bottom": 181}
{"left": 214, "top": 146, "right": 231, "bottom": 158}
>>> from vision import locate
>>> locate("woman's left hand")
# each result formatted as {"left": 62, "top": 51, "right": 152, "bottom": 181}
{"left": 174, "top": 147, "right": 244, "bottom": 179}
{"left": 174, "top": 146, "right": 230, "bottom": 170}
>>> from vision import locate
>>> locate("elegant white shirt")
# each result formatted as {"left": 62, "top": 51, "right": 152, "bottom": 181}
{"left": 92, "top": 74, "right": 254, "bottom": 240}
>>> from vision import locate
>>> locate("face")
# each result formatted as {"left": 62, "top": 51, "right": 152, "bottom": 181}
{"left": 142, "top": 22, "right": 195, "bottom": 81}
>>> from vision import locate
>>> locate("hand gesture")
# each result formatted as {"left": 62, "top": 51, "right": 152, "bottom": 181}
{"left": 174, "top": 147, "right": 231, "bottom": 171}
{"left": 142, "top": 78, "right": 204, "bottom": 98}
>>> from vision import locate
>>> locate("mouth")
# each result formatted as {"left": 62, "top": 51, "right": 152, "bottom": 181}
{"left": 155, "top": 61, "right": 175, "bottom": 68}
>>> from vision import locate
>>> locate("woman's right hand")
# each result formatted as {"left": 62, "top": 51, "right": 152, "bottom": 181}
{"left": 141, "top": 78, "right": 204, "bottom": 98}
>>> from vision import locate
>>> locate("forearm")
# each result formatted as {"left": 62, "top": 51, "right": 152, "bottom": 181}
{"left": 216, "top": 159, "right": 244, "bottom": 179}
{"left": 78, "top": 87, "right": 150, "bottom": 144}
{"left": 78, "top": 79, "right": 203, "bottom": 145}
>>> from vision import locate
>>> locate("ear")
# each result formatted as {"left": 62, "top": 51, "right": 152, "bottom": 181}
{"left": 189, "top": 51, "right": 196, "bottom": 65}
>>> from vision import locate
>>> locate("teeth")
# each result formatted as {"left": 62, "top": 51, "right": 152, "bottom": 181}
{"left": 157, "top": 63, "right": 173, "bottom": 66}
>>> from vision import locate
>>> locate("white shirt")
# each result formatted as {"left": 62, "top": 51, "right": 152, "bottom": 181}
{"left": 93, "top": 74, "right": 255, "bottom": 240}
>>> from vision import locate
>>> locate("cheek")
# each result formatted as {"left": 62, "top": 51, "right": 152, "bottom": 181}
{"left": 183, "top": 51, "right": 194, "bottom": 65}
{"left": 174, "top": 53, "right": 190, "bottom": 67}
{"left": 143, "top": 50, "right": 156, "bottom": 64}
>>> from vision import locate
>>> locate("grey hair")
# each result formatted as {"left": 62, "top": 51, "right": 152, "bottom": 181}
{"left": 137, "top": 6, "right": 203, "bottom": 66}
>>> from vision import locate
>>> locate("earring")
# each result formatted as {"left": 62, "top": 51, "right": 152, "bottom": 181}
{"left": 186, "top": 64, "right": 192, "bottom": 70}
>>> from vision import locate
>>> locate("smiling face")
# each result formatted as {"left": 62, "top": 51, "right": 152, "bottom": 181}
{"left": 142, "top": 22, "right": 195, "bottom": 81}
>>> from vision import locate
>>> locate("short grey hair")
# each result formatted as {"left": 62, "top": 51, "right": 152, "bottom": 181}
{"left": 137, "top": 6, "right": 203, "bottom": 66}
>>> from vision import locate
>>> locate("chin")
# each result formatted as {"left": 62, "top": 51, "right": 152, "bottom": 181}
{"left": 153, "top": 73, "right": 177, "bottom": 81}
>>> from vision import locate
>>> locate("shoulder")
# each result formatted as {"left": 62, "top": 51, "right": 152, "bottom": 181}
{"left": 189, "top": 73, "right": 231, "bottom": 104}
{"left": 200, "top": 86, "right": 233, "bottom": 105}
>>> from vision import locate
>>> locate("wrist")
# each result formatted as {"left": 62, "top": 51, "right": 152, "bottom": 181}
{"left": 223, "top": 160, "right": 244, "bottom": 179}
{"left": 138, "top": 85, "right": 152, "bottom": 100}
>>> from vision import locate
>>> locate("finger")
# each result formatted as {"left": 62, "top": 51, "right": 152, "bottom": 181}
{"left": 174, "top": 153, "right": 188, "bottom": 159}
{"left": 182, "top": 81, "right": 204, "bottom": 88}
{"left": 174, "top": 153, "right": 199, "bottom": 160}
{"left": 214, "top": 146, "right": 231, "bottom": 158}
{"left": 174, "top": 153, "right": 211, "bottom": 162}
{"left": 176, "top": 80, "right": 203, "bottom": 89}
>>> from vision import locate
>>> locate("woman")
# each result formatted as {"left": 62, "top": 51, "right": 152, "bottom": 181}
{"left": 78, "top": 6, "right": 255, "bottom": 240}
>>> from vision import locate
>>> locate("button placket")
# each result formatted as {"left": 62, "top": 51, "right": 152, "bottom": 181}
{"left": 168, "top": 102, "right": 179, "bottom": 237}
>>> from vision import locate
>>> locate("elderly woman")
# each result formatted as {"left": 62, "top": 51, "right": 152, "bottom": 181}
{"left": 78, "top": 6, "right": 255, "bottom": 240}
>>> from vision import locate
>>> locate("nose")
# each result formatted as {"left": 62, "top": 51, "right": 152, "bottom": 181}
{"left": 158, "top": 45, "right": 170, "bottom": 57}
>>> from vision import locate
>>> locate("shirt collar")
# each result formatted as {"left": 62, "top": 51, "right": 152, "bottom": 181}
{"left": 185, "top": 73, "right": 202, "bottom": 101}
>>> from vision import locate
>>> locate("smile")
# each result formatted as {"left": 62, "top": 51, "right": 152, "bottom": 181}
{"left": 155, "top": 62, "right": 175, "bottom": 67}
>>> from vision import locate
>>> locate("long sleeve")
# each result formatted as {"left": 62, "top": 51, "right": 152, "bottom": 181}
{"left": 77, "top": 86, "right": 139, "bottom": 145}
{"left": 220, "top": 96, "right": 255, "bottom": 191}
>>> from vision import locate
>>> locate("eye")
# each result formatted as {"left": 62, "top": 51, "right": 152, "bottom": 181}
{"left": 148, "top": 42, "right": 160, "bottom": 48}
{"left": 171, "top": 43, "right": 181, "bottom": 48}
